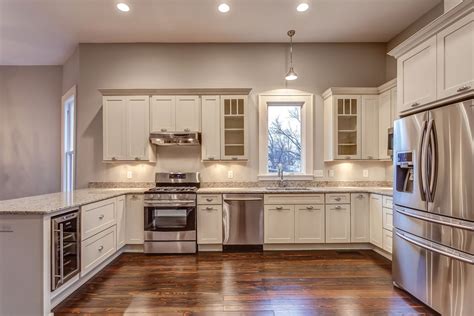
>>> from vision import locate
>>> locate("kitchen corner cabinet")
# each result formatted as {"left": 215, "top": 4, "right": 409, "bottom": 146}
{"left": 350, "top": 193, "right": 370, "bottom": 242}
{"left": 361, "top": 95, "right": 379, "bottom": 160}
{"left": 197, "top": 205, "right": 223, "bottom": 244}
{"left": 201, "top": 95, "right": 248, "bottom": 161}
{"left": 116, "top": 195, "right": 126, "bottom": 250}
{"left": 125, "top": 194, "right": 144, "bottom": 244}
{"left": 397, "top": 36, "right": 437, "bottom": 113}
{"left": 150, "top": 95, "right": 201, "bottom": 133}
{"left": 369, "top": 194, "right": 383, "bottom": 248}
{"left": 103, "top": 96, "right": 151, "bottom": 161}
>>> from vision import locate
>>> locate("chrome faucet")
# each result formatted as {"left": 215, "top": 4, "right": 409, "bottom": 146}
{"left": 277, "top": 163, "right": 287, "bottom": 187}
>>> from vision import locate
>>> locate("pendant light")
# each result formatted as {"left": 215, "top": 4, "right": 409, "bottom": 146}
{"left": 285, "top": 30, "right": 298, "bottom": 81}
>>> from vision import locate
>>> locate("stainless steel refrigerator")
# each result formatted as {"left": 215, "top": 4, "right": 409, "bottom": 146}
{"left": 393, "top": 99, "right": 473, "bottom": 315}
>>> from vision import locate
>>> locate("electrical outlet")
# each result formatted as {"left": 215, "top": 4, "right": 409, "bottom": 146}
{"left": 127, "top": 171, "right": 133, "bottom": 179}
{"left": 328, "top": 169, "right": 335, "bottom": 178}
{"left": 363, "top": 169, "right": 369, "bottom": 178}
{"left": 227, "top": 170, "right": 234, "bottom": 179}
{"left": 314, "top": 170, "right": 324, "bottom": 178}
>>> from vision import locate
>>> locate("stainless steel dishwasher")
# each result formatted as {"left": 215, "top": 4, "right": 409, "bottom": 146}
{"left": 222, "top": 194, "right": 264, "bottom": 250}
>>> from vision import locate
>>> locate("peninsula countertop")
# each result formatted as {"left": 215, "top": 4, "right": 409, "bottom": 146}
{"left": 0, "top": 186, "right": 393, "bottom": 215}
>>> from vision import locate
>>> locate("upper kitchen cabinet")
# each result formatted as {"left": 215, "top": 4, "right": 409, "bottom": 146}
{"left": 397, "top": 36, "right": 437, "bottom": 113}
{"left": 378, "top": 79, "right": 397, "bottom": 160}
{"left": 361, "top": 95, "right": 379, "bottom": 160}
{"left": 103, "top": 96, "right": 152, "bottom": 161}
{"left": 437, "top": 13, "right": 473, "bottom": 99}
{"left": 221, "top": 95, "right": 248, "bottom": 161}
{"left": 389, "top": 4, "right": 473, "bottom": 113}
{"left": 201, "top": 96, "right": 221, "bottom": 161}
{"left": 150, "top": 95, "right": 201, "bottom": 132}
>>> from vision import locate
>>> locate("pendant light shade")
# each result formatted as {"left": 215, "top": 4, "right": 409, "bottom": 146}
{"left": 285, "top": 30, "right": 298, "bottom": 81}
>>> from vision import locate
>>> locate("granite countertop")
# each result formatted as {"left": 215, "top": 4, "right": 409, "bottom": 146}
{"left": 0, "top": 188, "right": 147, "bottom": 215}
{"left": 197, "top": 187, "right": 393, "bottom": 196}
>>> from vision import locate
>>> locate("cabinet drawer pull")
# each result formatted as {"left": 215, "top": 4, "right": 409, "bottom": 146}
{"left": 206, "top": 198, "right": 214, "bottom": 202}
{"left": 367, "top": 156, "right": 373, "bottom": 159}
{"left": 457, "top": 85, "right": 471, "bottom": 92}
{"left": 345, "top": 156, "right": 351, "bottom": 160}
{"left": 411, "top": 102, "right": 420, "bottom": 108}
{"left": 205, "top": 206, "right": 214, "bottom": 211}
{"left": 306, "top": 206, "right": 314, "bottom": 210}
{"left": 208, "top": 157, "right": 215, "bottom": 160}
{"left": 332, "top": 206, "right": 342, "bottom": 210}
{"left": 275, "top": 206, "right": 284, "bottom": 210}
{"left": 134, "top": 157, "right": 140, "bottom": 161}
{"left": 161, "top": 128, "right": 167, "bottom": 132}
{"left": 98, "top": 245, "right": 104, "bottom": 251}
{"left": 335, "top": 197, "right": 341, "bottom": 201}
{"left": 358, "top": 194, "right": 365, "bottom": 199}
{"left": 98, "top": 214, "right": 105, "bottom": 220}
{"left": 231, "top": 157, "right": 238, "bottom": 160}
{"left": 111, "top": 157, "right": 117, "bottom": 161}
{"left": 184, "top": 128, "right": 191, "bottom": 132}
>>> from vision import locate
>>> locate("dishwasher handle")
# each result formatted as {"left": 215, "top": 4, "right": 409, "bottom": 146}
{"left": 224, "top": 197, "right": 263, "bottom": 202}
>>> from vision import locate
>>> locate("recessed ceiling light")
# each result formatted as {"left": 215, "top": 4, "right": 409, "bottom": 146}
{"left": 297, "top": 3, "right": 309, "bottom": 12}
{"left": 218, "top": 3, "right": 230, "bottom": 13}
{"left": 116, "top": 3, "right": 130, "bottom": 12}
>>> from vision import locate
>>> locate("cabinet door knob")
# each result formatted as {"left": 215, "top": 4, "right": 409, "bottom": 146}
{"left": 161, "top": 128, "right": 167, "bottom": 132}
{"left": 98, "top": 245, "right": 104, "bottom": 251}
{"left": 358, "top": 194, "right": 365, "bottom": 199}
{"left": 457, "top": 85, "right": 471, "bottom": 92}
{"left": 411, "top": 102, "right": 420, "bottom": 108}
{"left": 134, "top": 157, "right": 140, "bottom": 161}
{"left": 99, "top": 214, "right": 104, "bottom": 220}
{"left": 205, "top": 206, "right": 214, "bottom": 211}
{"left": 111, "top": 157, "right": 117, "bottom": 161}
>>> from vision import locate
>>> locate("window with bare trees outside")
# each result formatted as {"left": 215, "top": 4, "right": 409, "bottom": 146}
{"left": 267, "top": 105, "right": 302, "bottom": 173}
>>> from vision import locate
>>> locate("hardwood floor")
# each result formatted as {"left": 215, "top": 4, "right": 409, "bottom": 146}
{"left": 54, "top": 250, "right": 437, "bottom": 315}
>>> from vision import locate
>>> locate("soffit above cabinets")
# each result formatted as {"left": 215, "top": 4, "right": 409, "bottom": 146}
{"left": 99, "top": 88, "right": 252, "bottom": 96}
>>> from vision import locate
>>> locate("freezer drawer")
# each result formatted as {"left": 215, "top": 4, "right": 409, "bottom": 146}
{"left": 393, "top": 229, "right": 474, "bottom": 316}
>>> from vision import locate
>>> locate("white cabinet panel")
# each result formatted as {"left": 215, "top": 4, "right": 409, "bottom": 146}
{"left": 103, "top": 97, "right": 127, "bottom": 160}
{"left": 81, "top": 226, "right": 116, "bottom": 277}
{"left": 325, "top": 204, "right": 351, "bottom": 243}
{"left": 201, "top": 96, "right": 221, "bottom": 160}
{"left": 397, "top": 36, "right": 437, "bottom": 113}
{"left": 369, "top": 194, "right": 383, "bottom": 248}
{"left": 350, "top": 193, "right": 370, "bottom": 243}
{"left": 150, "top": 95, "right": 175, "bottom": 132}
{"left": 126, "top": 194, "right": 144, "bottom": 244}
{"left": 378, "top": 90, "right": 391, "bottom": 160}
{"left": 197, "top": 194, "right": 222, "bottom": 205}
{"left": 295, "top": 205, "right": 325, "bottom": 243}
{"left": 221, "top": 96, "right": 248, "bottom": 161}
{"left": 176, "top": 96, "right": 201, "bottom": 132}
{"left": 437, "top": 14, "right": 474, "bottom": 99}
{"left": 390, "top": 88, "right": 397, "bottom": 125}
{"left": 334, "top": 96, "right": 362, "bottom": 160}
{"left": 127, "top": 96, "right": 150, "bottom": 160}
{"left": 361, "top": 95, "right": 379, "bottom": 160}
{"left": 197, "top": 205, "right": 222, "bottom": 244}
{"left": 264, "top": 205, "right": 295, "bottom": 244}
{"left": 382, "top": 229, "right": 393, "bottom": 253}
{"left": 82, "top": 198, "right": 116, "bottom": 241}
{"left": 116, "top": 195, "right": 126, "bottom": 250}
{"left": 382, "top": 207, "right": 393, "bottom": 232}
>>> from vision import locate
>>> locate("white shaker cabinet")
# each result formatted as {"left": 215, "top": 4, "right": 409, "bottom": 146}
{"left": 361, "top": 95, "right": 379, "bottom": 160}
{"left": 437, "top": 13, "right": 473, "bottom": 99}
{"left": 378, "top": 90, "right": 392, "bottom": 160}
{"left": 294, "top": 205, "right": 325, "bottom": 243}
{"left": 325, "top": 204, "right": 351, "bottom": 243}
{"left": 150, "top": 95, "right": 176, "bottom": 132}
{"left": 201, "top": 96, "right": 221, "bottom": 161}
{"left": 175, "top": 96, "right": 201, "bottom": 132}
{"left": 197, "top": 205, "right": 223, "bottom": 244}
{"left": 350, "top": 193, "right": 370, "bottom": 243}
{"left": 116, "top": 195, "right": 126, "bottom": 250}
{"left": 264, "top": 205, "right": 295, "bottom": 244}
{"left": 220, "top": 95, "right": 248, "bottom": 161}
{"left": 127, "top": 96, "right": 150, "bottom": 161}
{"left": 369, "top": 194, "right": 383, "bottom": 248}
{"left": 126, "top": 194, "right": 144, "bottom": 244}
{"left": 397, "top": 36, "right": 437, "bottom": 113}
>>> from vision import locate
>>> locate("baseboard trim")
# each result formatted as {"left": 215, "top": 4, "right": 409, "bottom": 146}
{"left": 124, "top": 244, "right": 144, "bottom": 253}
{"left": 198, "top": 244, "right": 223, "bottom": 252}
{"left": 263, "top": 243, "right": 372, "bottom": 251}
{"left": 371, "top": 246, "right": 392, "bottom": 260}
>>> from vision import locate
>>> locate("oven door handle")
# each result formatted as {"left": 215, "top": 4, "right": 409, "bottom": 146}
{"left": 144, "top": 202, "right": 196, "bottom": 207}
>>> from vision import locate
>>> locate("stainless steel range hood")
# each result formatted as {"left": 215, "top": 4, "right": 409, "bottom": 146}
{"left": 150, "top": 132, "right": 201, "bottom": 146}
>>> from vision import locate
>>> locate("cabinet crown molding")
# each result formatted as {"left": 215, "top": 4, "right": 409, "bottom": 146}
{"left": 99, "top": 88, "right": 252, "bottom": 96}
{"left": 388, "top": 2, "right": 473, "bottom": 59}
{"left": 322, "top": 87, "right": 379, "bottom": 99}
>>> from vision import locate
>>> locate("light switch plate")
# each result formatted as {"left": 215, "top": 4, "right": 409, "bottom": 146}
{"left": 227, "top": 170, "right": 234, "bottom": 179}
{"left": 127, "top": 171, "right": 133, "bottom": 179}
{"left": 363, "top": 169, "right": 369, "bottom": 178}
{"left": 328, "top": 170, "right": 335, "bottom": 177}
{"left": 314, "top": 170, "right": 324, "bottom": 178}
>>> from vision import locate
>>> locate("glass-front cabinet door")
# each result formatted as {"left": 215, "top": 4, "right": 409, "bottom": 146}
{"left": 220, "top": 95, "right": 248, "bottom": 160}
{"left": 335, "top": 96, "right": 361, "bottom": 159}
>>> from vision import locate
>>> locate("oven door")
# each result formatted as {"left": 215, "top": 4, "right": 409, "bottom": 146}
{"left": 144, "top": 205, "right": 196, "bottom": 241}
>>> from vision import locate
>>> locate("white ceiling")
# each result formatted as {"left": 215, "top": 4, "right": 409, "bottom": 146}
{"left": 0, "top": 0, "right": 441, "bottom": 65}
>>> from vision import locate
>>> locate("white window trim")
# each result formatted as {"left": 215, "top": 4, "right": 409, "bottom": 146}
{"left": 61, "top": 85, "right": 76, "bottom": 192}
{"left": 258, "top": 89, "right": 314, "bottom": 180}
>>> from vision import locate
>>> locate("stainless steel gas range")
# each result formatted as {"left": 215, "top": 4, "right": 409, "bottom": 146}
{"left": 143, "top": 172, "right": 199, "bottom": 254}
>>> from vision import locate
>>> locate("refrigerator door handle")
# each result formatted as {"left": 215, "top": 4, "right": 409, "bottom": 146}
{"left": 395, "top": 207, "right": 474, "bottom": 231}
{"left": 396, "top": 231, "right": 474, "bottom": 264}
{"left": 418, "top": 120, "right": 428, "bottom": 201}
{"left": 427, "top": 120, "right": 438, "bottom": 202}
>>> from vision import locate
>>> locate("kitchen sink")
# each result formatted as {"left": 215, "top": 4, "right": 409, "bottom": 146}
{"left": 265, "top": 187, "right": 311, "bottom": 191}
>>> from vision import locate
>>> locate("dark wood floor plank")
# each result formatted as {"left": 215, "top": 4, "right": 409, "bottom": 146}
{"left": 53, "top": 250, "right": 437, "bottom": 315}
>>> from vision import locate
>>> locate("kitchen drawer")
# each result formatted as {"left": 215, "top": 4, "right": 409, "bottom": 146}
{"left": 197, "top": 194, "right": 222, "bottom": 205}
{"left": 383, "top": 207, "right": 393, "bottom": 231}
{"left": 82, "top": 198, "right": 116, "bottom": 240}
{"left": 81, "top": 225, "right": 116, "bottom": 276}
{"left": 264, "top": 194, "right": 324, "bottom": 205}
{"left": 325, "top": 193, "right": 350, "bottom": 204}
{"left": 383, "top": 196, "right": 393, "bottom": 208}
{"left": 382, "top": 228, "right": 393, "bottom": 253}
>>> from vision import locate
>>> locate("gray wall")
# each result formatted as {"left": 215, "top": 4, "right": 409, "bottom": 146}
{"left": 76, "top": 43, "right": 390, "bottom": 188}
{"left": 0, "top": 66, "right": 62, "bottom": 200}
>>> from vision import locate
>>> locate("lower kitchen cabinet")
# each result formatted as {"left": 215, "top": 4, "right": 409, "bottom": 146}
{"left": 264, "top": 205, "right": 295, "bottom": 244}
{"left": 126, "top": 194, "right": 144, "bottom": 244}
{"left": 325, "top": 204, "right": 351, "bottom": 243}
{"left": 294, "top": 205, "right": 325, "bottom": 243}
{"left": 116, "top": 195, "right": 126, "bottom": 250}
{"left": 382, "top": 229, "right": 393, "bottom": 253}
{"left": 370, "top": 194, "right": 383, "bottom": 248}
{"left": 81, "top": 225, "right": 116, "bottom": 276}
{"left": 350, "top": 193, "right": 370, "bottom": 242}
{"left": 197, "top": 205, "right": 222, "bottom": 244}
